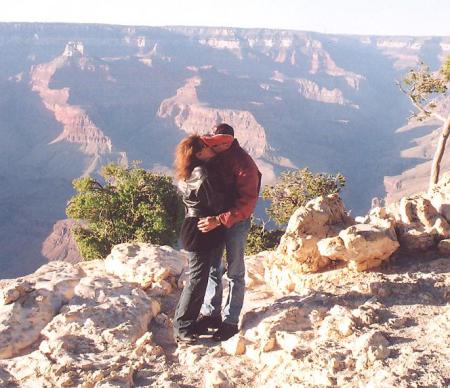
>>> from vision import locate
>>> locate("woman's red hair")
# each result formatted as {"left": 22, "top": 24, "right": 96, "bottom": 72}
{"left": 174, "top": 135, "right": 204, "bottom": 180}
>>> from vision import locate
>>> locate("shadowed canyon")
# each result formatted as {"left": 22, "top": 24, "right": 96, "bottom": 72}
{"left": 1, "top": 23, "right": 449, "bottom": 277}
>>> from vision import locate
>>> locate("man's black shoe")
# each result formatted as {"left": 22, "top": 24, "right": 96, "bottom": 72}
{"left": 194, "top": 315, "right": 222, "bottom": 335}
{"left": 212, "top": 323, "right": 239, "bottom": 342}
{"left": 175, "top": 332, "right": 198, "bottom": 344}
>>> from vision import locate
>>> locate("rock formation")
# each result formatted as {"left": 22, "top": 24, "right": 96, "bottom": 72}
{"left": 384, "top": 96, "right": 450, "bottom": 204}
{"left": 157, "top": 76, "right": 268, "bottom": 159}
{"left": 1, "top": 177, "right": 450, "bottom": 386}
{"left": 0, "top": 245, "right": 186, "bottom": 387}
{"left": 268, "top": 173, "right": 450, "bottom": 278}
{"left": 0, "top": 167, "right": 450, "bottom": 387}
{"left": 275, "top": 193, "right": 400, "bottom": 273}
{"left": 1, "top": 238, "right": 448, "bottom": 387}
{"left": 42, "top": 220, "right": 82, "bottom": 264}
{"left": 1, "top": 23, "right": 449, "bottom": 280}
{"left": 296, "top": 78, "right": 357, "bottom": 107}
{"left": 30, "top": 41, "right": 116, "bottom": 175}
{"left": 157, "top": 75, "right": 290, "bottom": 186}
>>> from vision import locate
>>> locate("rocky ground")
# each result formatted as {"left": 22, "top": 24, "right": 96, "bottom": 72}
{"left": 0, "top": 243, "right": 448, "bottom": 387}
{"left": 142, "top": 254, "right": 450, "bottom": 388}
{"left": 3, "top": 176, "right": 450, "bottom": 387}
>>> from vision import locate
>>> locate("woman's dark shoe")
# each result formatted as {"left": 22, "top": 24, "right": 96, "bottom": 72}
{"left": 212, "top": 323, "right": 239, "bottom": 342}
{"left": 175, "top": 332, "right": 198, "bottom": 344}
{"left": 194, "top": 314, "right": 222, "bottom": 335}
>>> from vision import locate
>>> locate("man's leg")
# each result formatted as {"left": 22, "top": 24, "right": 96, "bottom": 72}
{"left": 200, "top": 241, "right": 225, "bottom": 318}
{"left": 222, "top": 218, "right": 251, "bottom": 325}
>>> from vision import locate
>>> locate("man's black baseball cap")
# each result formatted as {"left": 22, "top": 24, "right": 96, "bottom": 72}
{"left": 214, "top": 123, "right": 234, "bottom": 137}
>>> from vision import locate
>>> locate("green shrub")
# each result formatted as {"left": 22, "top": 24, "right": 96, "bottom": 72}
{"left": 66, "top": 162, "right": 184, "bottom": 260}
{"left": 245, "top": 218, "right": 284, "bottom": 256}
{"left": 262, "top": 168, "right": 346, "bottom": 226}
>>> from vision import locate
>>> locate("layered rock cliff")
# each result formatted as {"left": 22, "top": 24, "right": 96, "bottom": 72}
{"left": 30, "top": 41, "right": 117, "bottom": 175}
{"left": 1, "top": 23, "right": 450, "bottom": 277}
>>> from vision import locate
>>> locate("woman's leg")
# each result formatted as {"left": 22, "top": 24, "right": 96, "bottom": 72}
{"left": 173, "top": 246, "right": 218, "bottom": 335}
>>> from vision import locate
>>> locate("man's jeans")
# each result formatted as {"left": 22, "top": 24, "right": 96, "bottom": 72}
{"left": 173, "top": 244, "right": 223, "bottom": 335}
{"left": 200, "top": 218, "right": 251, "bottom": 325}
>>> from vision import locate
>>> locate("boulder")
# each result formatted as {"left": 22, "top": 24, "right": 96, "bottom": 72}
{"left": 0, "top": 289, "right": 62, "bottom": 359}
{"left": 276, "top": 194, "right": 354, "bottom": 273}
{"left": 274, "top": 194, "right": 400, "bottom": 273}
{"left": 396, "top": 195, "right": 450, "bottom": 251}
{"left": 430, "top": 172, "right": 450, "bottom": 222}
{"left": 242, "top": 299, "right": 314, "bottom": 356}
{"left": 105, "top": 243, "right": 187, "bottom": 290}
{"left": 338, "top": 223, "right": 400, "bottom": 271}
{"left": 366, "top": 207, "right": 398, "bottom": 230}
{"left": 245, "top": 252, "right": 269, "bottom": 289}
{"left": 318, "top": 305, "right": 355, "bottom": 340}
{"left": 316, "top": 209, "right": 399, "bottom": 271}
{"left": 0, "top": 262, "right": 83, "bottom": 359}
{"left": 352, "top": 330, "right": 390, "bottom": 368}
{"left": 38, "top": 274, "right": 155, "bottom": 386}
{"left": 0, "top": 279, "right": 33, "bottom": 305}
{"left": 317, "top": 236, "right": 349, "bottom": 261}
{"left": 283, "top": 194, "right": 355, "bottom": 238}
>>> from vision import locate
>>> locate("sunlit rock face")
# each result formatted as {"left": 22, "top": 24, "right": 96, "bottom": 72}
{"left": 1, "top": 236, "right": 449, "bottom": 387}
{"left": 1, "top": 22, "right": 449, "bottom": 277}
{"left": 41, "top": 220, "right": 82, "bottom": 264}
{"left": 274, "top": 193, "right": 400, "bottom": 274}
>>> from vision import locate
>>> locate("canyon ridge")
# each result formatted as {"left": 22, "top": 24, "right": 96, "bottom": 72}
{"left": 0, "top": 23, "right": 449, "bottom": 277}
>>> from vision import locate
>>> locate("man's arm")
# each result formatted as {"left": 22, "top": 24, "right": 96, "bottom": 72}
{"left": 217, "top": 165, "right": 260, "bottom": 227}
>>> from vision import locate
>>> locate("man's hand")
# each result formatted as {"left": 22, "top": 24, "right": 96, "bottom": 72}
{"left": 198, "top": 216, "right": 221, "bottom": 233}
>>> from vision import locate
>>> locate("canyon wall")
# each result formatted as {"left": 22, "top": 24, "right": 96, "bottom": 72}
{"left": 0, "top": 23, "right": 449, "bottom": 277}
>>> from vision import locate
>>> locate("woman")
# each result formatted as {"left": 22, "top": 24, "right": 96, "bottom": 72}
{"left": 172, "top": 134, "right": 226, "bottom": 343}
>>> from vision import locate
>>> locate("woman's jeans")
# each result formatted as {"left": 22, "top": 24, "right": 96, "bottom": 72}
{"left": 200, "top": 218, "right": 251, "bottom": 326}
{"left": 173, "top": 244, "right": 223, "bottom": 336}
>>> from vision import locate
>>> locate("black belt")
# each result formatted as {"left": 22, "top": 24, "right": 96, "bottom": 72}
{"left": 185, "top": 208, "right": 209, "bottom": 218}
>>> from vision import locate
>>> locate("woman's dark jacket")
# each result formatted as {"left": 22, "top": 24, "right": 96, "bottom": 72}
{"left": 178, "top": 165, "right": 225, "bottom": 252}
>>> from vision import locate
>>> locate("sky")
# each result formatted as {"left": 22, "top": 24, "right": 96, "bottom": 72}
{"left": 1, "top": 0, "right": 450, "bottom": 37}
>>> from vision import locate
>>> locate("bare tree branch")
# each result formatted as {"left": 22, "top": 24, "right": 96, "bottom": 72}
{"left": 397, "top": 80, "right": 446, "bottom": 122}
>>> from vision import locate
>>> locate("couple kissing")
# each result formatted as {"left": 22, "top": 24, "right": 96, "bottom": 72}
{"left": 173, "top": 123, "right": 261, "bottom": 344}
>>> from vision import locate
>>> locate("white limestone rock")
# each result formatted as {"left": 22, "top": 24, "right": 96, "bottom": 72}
{"left": 37, "top": 274, "right": 155, "bottom": 386}
{"left": 396, "top": 195, "right": 450, "bottom": 251}
{"left": 245, "top": 252, "right": 270, "bottom": 288}
{"left": 0, "top": 262, "right": 83, "bottom": 359}
{"left": 351, "top": 298, "right": 385, "bottom": 327}
{"left": 284, "top": 194, "right": 354, "bottom": 238}
{"left": 204, "top": 368, "right": 233, "bottom": 388}
{"left": 430, "top": 172, "right": 450, "bottom": 222}
{"left": 221, "top": 335, "right": 246, "bottom": 356}
{"left": 0, "top": 279, "right": 33, "bottom": 305}
{"left": 317, "top": 236, "right": 349, "bottom": 261}
{"left": 318, "top": 305, "right": 355, "bottom": 340}
{"left": 0, "top": 289, "right": 61, "bottom": 359}
{"left": 353, "top": 330, "right": 390, "bottom": 367}
{"left": 263, "top": 260, "right": 298, "bottom": 295}
{"left": 338, "top": 223, "right": 400, "bottom": 271}
{"left": 276, "top": 194, "right": 354, "bottom": 273}
{"left": 242, "top": 298, "right": 314, "bottom": 358}
{"left": 105, "top": 243, "right": 187, "bottom": 290}
{"left": 274, "top": 331, "right": 303, "bottom": 353}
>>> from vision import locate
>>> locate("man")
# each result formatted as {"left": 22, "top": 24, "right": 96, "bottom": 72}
{"left": 196, "top": 123, "right": 261, "bottom": 341}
